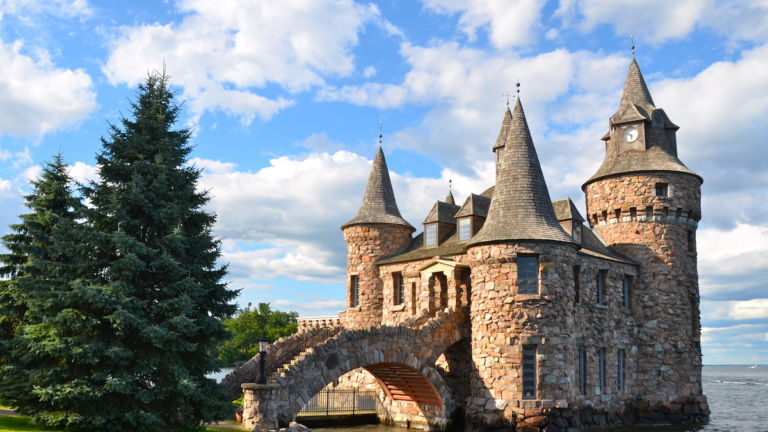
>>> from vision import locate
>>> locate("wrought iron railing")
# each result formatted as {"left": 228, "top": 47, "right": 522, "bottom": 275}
{"left": 298, "top": 389, "right": 379, "bottom": 415}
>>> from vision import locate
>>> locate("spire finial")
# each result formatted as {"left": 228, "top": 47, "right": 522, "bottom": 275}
{"left": 515, "top": 80, "right": 521, "bottom": 96}
{"left": 378, "top": 120, "right": 383, "bottom": 147}
{"left": 449, "top": 178, "right": 452, "bottom": 191}
{"left": 630, "top": 35, "right": 636, "bottom": 57}
{"left": 502, "top": 92, "right": 510, "bottom": 107}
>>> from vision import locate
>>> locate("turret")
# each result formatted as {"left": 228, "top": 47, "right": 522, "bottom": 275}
{"left": 583, "top": 58, "right": 705, "bottom": 402}
{"left": 465, "top": 98, "right": 578, "bottom": 426}
{"left": 341, "top": 147, "right": 414, "bottom": 329}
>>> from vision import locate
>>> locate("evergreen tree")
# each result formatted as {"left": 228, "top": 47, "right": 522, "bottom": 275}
{"left": 77, "top": 71, "right": 237, "bottom": 431}
{"left": 0, "top": 155, "right": 86, "bottom": 413}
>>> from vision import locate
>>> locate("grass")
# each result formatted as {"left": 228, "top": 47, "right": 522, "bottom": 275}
{"left": 0, "top": 415, "right": 244, "bottom": 431}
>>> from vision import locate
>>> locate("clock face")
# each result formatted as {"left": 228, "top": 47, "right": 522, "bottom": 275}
{"left": 624, "top": 127, "right": 639, "bottom": 142}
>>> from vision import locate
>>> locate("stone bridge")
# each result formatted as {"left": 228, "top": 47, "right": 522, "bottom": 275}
{"left": 238, "top": 307, "right": 470, "bottom": 431}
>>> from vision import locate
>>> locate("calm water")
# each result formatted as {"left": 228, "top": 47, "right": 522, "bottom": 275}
{"left": 312, "top": 366, "right": 768, "bottom": 432}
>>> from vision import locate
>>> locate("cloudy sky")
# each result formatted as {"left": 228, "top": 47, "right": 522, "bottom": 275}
{"left": 0, "top": 0, "right": 766, "bottom": 364}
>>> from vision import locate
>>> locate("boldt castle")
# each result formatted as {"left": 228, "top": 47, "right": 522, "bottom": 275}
{"left": 227, "top": 58, "right": 709, "bottom": 432}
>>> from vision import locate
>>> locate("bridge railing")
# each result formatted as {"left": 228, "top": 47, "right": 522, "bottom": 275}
{"left": 298, "top": 389, "right": 379, "bottom": 416}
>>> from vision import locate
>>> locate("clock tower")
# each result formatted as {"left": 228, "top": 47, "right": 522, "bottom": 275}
{"left": 583, "top": 58, "right": 707, "bottom": 408}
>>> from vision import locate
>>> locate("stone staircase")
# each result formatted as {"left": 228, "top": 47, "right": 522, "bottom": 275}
{"left": 222, "top": 325, "right": 342, "bottom": 398}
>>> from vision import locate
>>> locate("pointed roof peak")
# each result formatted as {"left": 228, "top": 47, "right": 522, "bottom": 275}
{"left": 493, "top": 105, "right": 514, "bottom": 150}
{"left": 469, "top": 96, "right": 573, "bottom": 246}
{"left": 342, "top": 147, "right": 414, "bottom": 231}
{"left": 616, "top": 58, "right": 655, "bottom": 116}
{"left": 444, "top": 190, "right": 455, "bottom": 205}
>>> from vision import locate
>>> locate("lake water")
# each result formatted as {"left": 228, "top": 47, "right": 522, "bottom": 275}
{"left": 309, "top": 366, "right": 768, "bottom": 432}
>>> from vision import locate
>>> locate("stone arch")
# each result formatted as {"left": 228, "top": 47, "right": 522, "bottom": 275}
{"left": 271, "top": 309, "right": 469, "bottom": 427}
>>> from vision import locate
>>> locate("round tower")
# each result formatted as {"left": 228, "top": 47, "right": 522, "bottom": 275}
{"left": 583, "top": 59, "right": 706, "bottom": 406}
{"left": 341, "top": 147, "right": 414, "bottom": 329}
{"left": 466, "top": 99, "right": 579, "bottom": 428}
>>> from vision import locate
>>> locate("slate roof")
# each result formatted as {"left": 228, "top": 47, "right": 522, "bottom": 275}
{"left": 342, "top": 147, "right": 415, "bottom": 230}
{"left": 444, "top": 191, "right": 455, "bottom": 205}
{"left": 423, "top": 200, "right": 461, "bottom": 224}
{"left": 585, "top": 59, "right": 702, "bottom": 187}
{"left": 493, "top": 107, "right": 513, "bottom": 150}
{"left": 468, "top": 99, "right": 574, "bottom": 246}
{"left": 552, "top": 198, "right": 585, "bottom": 222}
{"left": 454, "top": 193, "right": 491, "bottom": 218}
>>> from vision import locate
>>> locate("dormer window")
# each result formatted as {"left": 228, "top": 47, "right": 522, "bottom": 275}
{"left": 572, "top": 223, "right": 582, "bottom": 243}
{"left": 425, "top": 224, "right": 438, "bottom": 246}
{"left": 458, "top": 218, "right": 472, "bottom": 241}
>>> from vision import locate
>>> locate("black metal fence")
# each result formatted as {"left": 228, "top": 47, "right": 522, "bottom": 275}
{"left": 299, "top": 389, "right": 378, "bottom": 415}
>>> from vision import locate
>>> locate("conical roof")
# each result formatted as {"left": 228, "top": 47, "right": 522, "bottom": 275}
{"left": 610, "top": 58, "right": 655, "bottom": 123}
{"left": 342, "top": 147, "right": 414, "bottom": 230}
{"left": 444, "top": 190, "right": 455, "bottom": 205}
{"left": 493, "top": 107, "right": 513, "bottom": 150}
{"left": 469, "top": 99, "right": 573, "bottom": 245}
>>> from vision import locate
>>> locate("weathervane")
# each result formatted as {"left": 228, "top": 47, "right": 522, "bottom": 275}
{"left": 630, "top": 35, "right": 636, "bottom": 57}
{"left": 449, "top": 178, "right": 453, "bottom": 191}
{"left": 378, "top": 120, "right": 383, "bottom": 146}
{"left": 516, "top": 80, "right": 521, "bottom": 97}
{"left": 502, "top": 91, "right": 510, "bottom": 107}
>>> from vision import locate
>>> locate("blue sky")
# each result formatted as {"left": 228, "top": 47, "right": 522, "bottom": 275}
{"left": 0, "top": 0, "right": 766, "bottom": 365}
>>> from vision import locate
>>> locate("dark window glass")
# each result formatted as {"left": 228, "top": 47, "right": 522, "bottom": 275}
{"left": 599, "top": 348, "right": 606, "bottom": 394}
{"left": 579, "top": 345, "right": 587, "bottom": 395}
{"left": 517, "top": 256, "right": 539, "bottom": 294}
{"left": 596, "top": 270, "right": 607, "bottom": 304}
{"left": 655, "top": 183, "right": 668, "bottom": 197}
{"left": 394, "top": 273, "right": 404, "bottom": 305}
{"left": 622, "top": 275, "right": 632, "bottom": 309}
{"left": 522, "top": 345, "right": 537, "bottom": 399}
{"left": 617, "top": 349, "right": 625, "bottom": 393}
{"left": 687, "top": 230, "right": 695, "bottom": 252}
{"left": 350, "top": 275, "right": 359, "bottom": 307}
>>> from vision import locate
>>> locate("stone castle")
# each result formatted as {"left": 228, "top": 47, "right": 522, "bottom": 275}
{"left": 228, "top": 58, "right": 709, "bottom": 431}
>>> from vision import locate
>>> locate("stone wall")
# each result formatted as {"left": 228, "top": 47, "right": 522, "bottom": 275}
{"left": 342, "top": 224, "right": 413, "bottom": 329}
{"left": 585, "top": 172, "right": 705, "bottom": 404}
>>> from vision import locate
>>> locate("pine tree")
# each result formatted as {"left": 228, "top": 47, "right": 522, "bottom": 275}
{"left": 0, "top": 155, "right": 85, "bottom": 413}
{"left": 77, "top": 71, "right": 238, "bottom": 431}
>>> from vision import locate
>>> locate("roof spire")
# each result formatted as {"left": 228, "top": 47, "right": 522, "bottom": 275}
{"left": 611, "top": 57, "right": 655, "bottom": 123}
{"left": 444, "top": 178, "right": 455, "bottom": 205}
{"left": 341, "top": 136, "right": 414, "bottom": 231}
{"left": 470, "top": 97, "right": 573, "bottom": 245}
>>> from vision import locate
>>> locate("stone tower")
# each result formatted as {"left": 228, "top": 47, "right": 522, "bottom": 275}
{"left": 466, "top": 98, "right": 578, "bottom": 427}
{"left": 583, "top": 59, "right": 705, "bottom": 402}
{"left": 341, "top": 147, "right": 414, "bottom": 329}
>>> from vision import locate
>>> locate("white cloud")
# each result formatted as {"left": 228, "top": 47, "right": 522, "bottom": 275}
{"left": 0, "top": 40, "right": 96, "bottom": 136}
{"left": 0, "top": 0, "right": 91, "bottom": 19}
{"left": 421, "top": 0, "right": 546, "bottom": 49}
{"left": 704, "top": 299, "right": 768, "bottom": 321}
{"left": 272, "top": 299, "right": 345, "bottom": 311}
{"left": 103, "top": 0, "right": 380, "bottom": 123}
{"left": 0, "top": 178, "right": 11, "bottom": 193}
{"left": 67, "top": 161, "right": 98, "bottom": 185}
{"left": 555, "top": 0, "right": 768, "bottom": 45}
{"left": 698, "top": 223, "right": 768, "bottom": 300}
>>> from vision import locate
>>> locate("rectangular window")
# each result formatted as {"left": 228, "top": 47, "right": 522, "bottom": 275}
{"left": 425, "top": 224, "right": 438, "bottom": 246}
{"left": 578, "top": 345, "right": 587, "bottom": 395}
{"left": 617, "top": 349, "right": 625, "bottom": 393}
{"left": 622, "top": 275, "right": 632, "bottom": 309}
{"left": 522, "top": 345, "right": 537, "bottom": 399}
{"left": 350, "top": 275, "right": 360, "bottom": 307}
{"left": 687, "top": 230, "right": 695, "bottom": 252}
{"left": 599, "top": 347, "right": 606, "bottom": 394}
{"left": 393, "top": 272, "right": 404, "bottom": 305}
{"left": 596, "top": 270, "right": 607, "bottom": 304}
{"left": 655, "top": 183, "right": 668, "bottom": 197}
{"left": 572, "top": 224, "right": 582, "bottom": 243}
{"left": 629, "top": 207, "right": 637, "bottom": 220}
{"left": 458, "top": 218, "right": 472, "bottom": 241}
{"left": 517, "top": 255, "right": 539, "bottom": 294}
{"left": 574, "top": 265, "right": 581, "bottom": 303}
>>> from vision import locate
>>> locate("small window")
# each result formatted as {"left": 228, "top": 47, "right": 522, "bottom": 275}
{"left": 598, "top": 348, "right": 606, "bottom": 394}
{"left": 687, "top": 230, "right": 695, "bottom": 252}
{"left": 458, "top": 218, "right": 472, "bottom": 241}
{"left": 350, "top": 275, "right": 360, "bottom": 307}
{"left": 614, "top": 209, "right": 621, "bottom": 220}
{"left": 425, "top": 224, "right": 438, "bottom": 246}
{"left": 393, "top": 272, "right": 404, "bottom": 305}
{"left": 622, "top": 275, "right": 632, "bottom": 309}
{"left": 629, "top": 207, "right": 637, "bottom": 220}
{"left": 522, "top": 345, "right": 537, "bottom": 399}
{"left": 617, "top": 349, "right": 625, "bottom": 393}
{"left": 645, "top": 206, "right": 654, "bottom": 219}
{"left": 596, "top": 270, "right": 607, "bottom": 304}
{"left": 517, "top": 255, "right": 539, "bottom": 294}
{"left": 655, "top": 183, "right": 668, "bottom": 197}
{"left": 578, "top": 345, "right": 587, "bottom": 395}
{"left": 573, "top": 265, "right": 581, "bottom": 303}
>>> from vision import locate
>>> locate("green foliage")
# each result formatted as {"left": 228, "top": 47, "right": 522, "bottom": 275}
{"left": 0, "top": 72, "right": 238, "bottom": 432}
{"left": 217, "top": 303, "right": 298, "bottom": 364}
